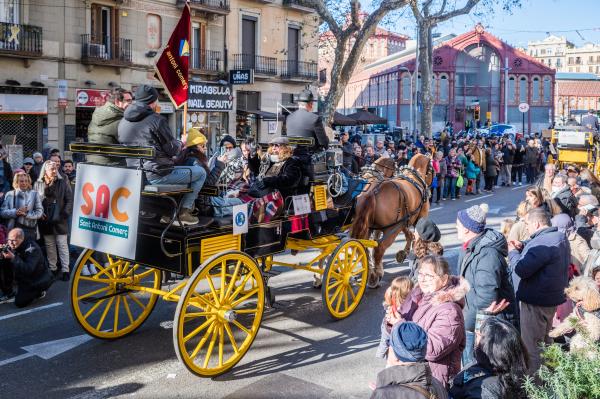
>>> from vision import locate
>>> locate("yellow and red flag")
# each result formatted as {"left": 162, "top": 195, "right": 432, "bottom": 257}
{"left": 154, "top": 4, "right": 190, "bottom": 107}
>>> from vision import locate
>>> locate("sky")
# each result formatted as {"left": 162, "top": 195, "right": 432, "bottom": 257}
{"left": 376, "top": 0, "right": 600, "bottom": 49}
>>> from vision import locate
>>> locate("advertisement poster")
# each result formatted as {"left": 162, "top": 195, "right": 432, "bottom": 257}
{"left": 71, "top": 164, "right": 142, "bottom": 259}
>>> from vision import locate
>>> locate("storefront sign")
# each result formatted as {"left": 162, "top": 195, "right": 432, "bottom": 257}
{"left": 0, "top": 94, "right": 47, "bottom": 114}
{"left": 71, "top": 164, "right": 142, "bottom": 259}
{"left": 76, "top": 89, "right": 110, "bottom": 108}
{"left": 158, "top": 101, "right": 174, "bottom": 114}
{"left": 229, "top": 69, "right": 254, "bottom": 85}
{"left": 57, "top": 79, "right": 68, "bottom": 100}
{"left": 188, "top": 82, "right": 233, "bottom": 111}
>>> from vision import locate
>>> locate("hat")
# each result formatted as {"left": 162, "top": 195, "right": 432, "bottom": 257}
{"left": 269, "top": 136, "right": 289, "bottom": 146}
{"left": 23, "top": 157, "right": 34, "bottom": 165}
{"left": 219, "top": 135, "right": 237, "bottom": 148}
{"left": 297, "top": 89, "right": 314, "bottom": 103}
{"left": 33, "top": 152, "right": 43, "bottom": 159}
{"left": 415, "top": 218, "right": 441, "bottom": 242}
{"left": 390, "top": 322, "right": 428, "bottom": 362}
{"left": 134, "top": 84, "right": 159, "bottom": 105}
{"left": 186, "top": 128, "right": 207, "bottom": 148}
{"left": 457, "top": 203, "right": 489, "bottom": 234}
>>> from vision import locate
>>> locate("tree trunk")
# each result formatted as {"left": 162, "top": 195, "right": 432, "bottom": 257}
{"left": 418, "top": 23, "right": 434, "bottom": 138}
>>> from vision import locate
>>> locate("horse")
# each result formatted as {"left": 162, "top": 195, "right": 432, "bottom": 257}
{"left": 350, "top": 153, "right": 433, "bottom": 287}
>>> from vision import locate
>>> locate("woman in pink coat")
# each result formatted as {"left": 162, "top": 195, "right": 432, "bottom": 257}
{"left": 399, "top": 255, "right": 468, "bottom": 387}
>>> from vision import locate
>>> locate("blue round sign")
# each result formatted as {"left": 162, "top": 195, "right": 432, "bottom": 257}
{"left": 235, "top": 211, "right": 246, "bottom": 227}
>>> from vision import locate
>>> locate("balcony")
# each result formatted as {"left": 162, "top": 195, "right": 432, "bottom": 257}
{"left": 179, "top": 0, "right": 230, "bottom": 15}
{"left": 280, "top": 60, "right": 317, "bottom": 81}
{"left": 190, "top": 49, "right": 223, "bottom": 73}
{"left": 0, "top": 22, "right": 42, "bottom": 58}
{"left": 233, "top": 54, "right": 277, "bottom": 76}
{"left": 283, "top": 0, "right": 315, "bottom": 12}
{"left": 81, "top": 34, "right": 132, "bottom": 67}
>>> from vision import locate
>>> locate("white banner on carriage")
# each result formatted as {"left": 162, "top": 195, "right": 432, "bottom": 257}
{"left": 292, "top": 194, "right": 311, "bottom": 216}
{"left": 70, "top": 164, "right": 142, "bottom": 259}
{"left": 233, "top": 204, "right": 248, "bottom": 235}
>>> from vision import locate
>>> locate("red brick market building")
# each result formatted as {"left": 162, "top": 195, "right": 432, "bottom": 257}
{"left": 341, "top": 24, "right": 556, "bottom": 134}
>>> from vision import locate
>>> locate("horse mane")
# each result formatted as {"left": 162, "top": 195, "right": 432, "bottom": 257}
{"left": 373, "top": 157, "right": 395, "bottom": 178}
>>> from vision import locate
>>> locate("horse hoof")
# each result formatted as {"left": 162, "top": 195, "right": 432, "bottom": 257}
{"left": 396, "top": 250, "right": 407, "bottom": 264}
{"left": 367, "top": 273, "right": 382, "bottom": 289}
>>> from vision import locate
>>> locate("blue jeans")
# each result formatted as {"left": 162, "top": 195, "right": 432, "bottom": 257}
{"left": 462, "top": 330, "right": 475, "bottom": 367}
{"left": 149, "top": 166, "right": 206, "bottom": 210}
{"left": 211, "top": 195, "right": 243, "bottom": 217}
{"left": 444, "top": 176, "right": 457, "bottom": 199}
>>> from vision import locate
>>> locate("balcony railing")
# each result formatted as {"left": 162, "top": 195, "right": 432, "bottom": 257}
{"left": 283, "top": 0, "right": 315, "bottom": 12}
{"left": 190, "top": 48, "right": 223, "bottom": 72}
{"left": 81, "top": 34, "right": 132, "bottom": 66}
{"left": 180, "top": 0, "right": 230, "bottom": 14}
{"left": 280, "top": 60, "right": 317, "bottom": 81}
{"left": 233, "top": 54, "right": 277, "bottom": 76}
{"left": 0, "top": 22, "right": 42, "bottom": 57}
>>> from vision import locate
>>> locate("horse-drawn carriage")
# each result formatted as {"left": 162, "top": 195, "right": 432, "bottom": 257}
{"left": 549, "top": 126, "right": 600, "bottom": 174}
{"left": 67, "top": 139, "right": 378, "bottom": 377}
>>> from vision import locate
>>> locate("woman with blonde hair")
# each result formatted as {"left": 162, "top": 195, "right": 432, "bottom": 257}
{"left": 508, "top": 201, "right": 530, "bottom": 242}
{"left": 0, "top": 172, "right": 43, "bottom": 241}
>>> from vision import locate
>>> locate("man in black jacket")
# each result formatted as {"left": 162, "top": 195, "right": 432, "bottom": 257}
{"left": 501, "top": 139, "right": 515, "bottom": 186}
{"left": 0, "top": 228, "right": 52, "bottom": 308}
{"left": 456, "top": 203, "right": 518, "bottom": 366}
{"left": 118, "top": 85, "right": 206, "bottom": 226}
{"left": 551, "top": 174, "right": 578, "bottom": 217}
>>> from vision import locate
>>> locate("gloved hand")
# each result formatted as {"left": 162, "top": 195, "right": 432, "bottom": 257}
{"left": 255, "top": 178, "right": 266, "bottom": 190}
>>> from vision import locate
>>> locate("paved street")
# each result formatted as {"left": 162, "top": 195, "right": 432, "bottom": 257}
{"left": 0, "top": 184, "right": 528, "bottom": 399}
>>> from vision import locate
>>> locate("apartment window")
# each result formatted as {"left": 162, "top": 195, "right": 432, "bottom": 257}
{"left": 401, "top": 74, "right": 411, "bottom": 101}
{"left": 288, "top": 26, "right": 300, "bottom": 62}
{"left": 532, "top": 77, "right": 540, "bottom": 102}
{"left": 568, "top": 57, "right": 574, "bottom": 65}
{"left": 91, "top": 4, "right": 116, "bottom": 42}
{"left": 0, "top": 0, "right": 19, "bottom": 23}
{"left": 242, "top": 16, "right": 257, "bottom": 56}
{"left": 519, "top": 77, "right": 527, "bottom": 103}
{"left": 591, "top": 56, "right": 595, "bottom": 63}
{"left": 440, "top": 75, "right": 449, "bottom": 102}
{"left": 191, "top": 22, "right": 206, "bottom": 69}
{"left": 543, "top": 77, "right": 551, "bottom": 102}
{"left": 576, "top": 57, "right": 581, "bottom": 64}
{"left": 590, "top": 66, "right": 594, "bottom": 73}
{"left": 576, "top": 66, "right": 581, "bottom": 72}
{"left": 146, "top": 14, "right": 161, "bottom": 50}
{"left": 319, "top": 68, "right": 327, "bottom": 84}
{"left": 597, "top": 55, "right": 600, "bottom": 63}
{"left": 556, "top": 58, "right": 562, "bottom": 67}
{"left": 547, "top": 49, "right": 553, "bottom": 55}
{"left": 540, "top": 49, "right": 546, "bottom": 55}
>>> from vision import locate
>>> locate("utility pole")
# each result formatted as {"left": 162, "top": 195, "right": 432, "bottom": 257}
{"left": 413, "top": 23, "right": 419, "bottom": 140}
{"left": 503, "top": 57, "right": 510, "bottom": 123}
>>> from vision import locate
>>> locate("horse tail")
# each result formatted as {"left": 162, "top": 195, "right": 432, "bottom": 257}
{"left": 351, "top": 190, "right": 376, "bottom": 239}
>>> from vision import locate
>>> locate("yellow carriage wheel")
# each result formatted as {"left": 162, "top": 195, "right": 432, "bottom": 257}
{"left": 322, "top": 239, "right": 369, "bottom": 320}
{"left": 70, "top": 249, "right": 161, "bottom": 340}
{"left": 173, "top": 251, "right": 264, "bottom": 377}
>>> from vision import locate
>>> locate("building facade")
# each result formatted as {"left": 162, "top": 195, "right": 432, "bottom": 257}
{"left": 555, "top": 73, "right": 600, "bottom": 123}
{"left": 526, "top": 35, "right": 573, "bottom": 71}
{"left": 342, "top": 25, "right": 556, "bottom": 134}
{"left": 0, "top": 0, "right": 318, "bottom": 156}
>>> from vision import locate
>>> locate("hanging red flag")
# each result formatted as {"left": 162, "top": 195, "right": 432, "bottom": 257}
{"left": 154, "top": 4, "right": 190, "bottom": 108}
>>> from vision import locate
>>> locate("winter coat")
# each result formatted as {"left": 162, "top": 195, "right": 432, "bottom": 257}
{"left": 583, "top": 230, "right": 600, "bottom": 276}
{"left": 507, "top": 220, "right": 529, "bottom": 242}
{"left": 468, "top": 146, "right": 486, "bottom": 171}
{"left": 446, "top": 156, "right": 462, "bottom": 178}
{"left": 438, "top": 158, "right": 448, "bottom": 178}
{"left": 118, "top": 102, "right": 182, "bottom": 181}
{"left": 508, "top": 226, "right": 570, "bottom": 307}
{"left": 465, "top": 161, "right": 480, "bottom": 180}
{"left": 31, "top": 161, "right": 43, "bottom": 182}
{"left": 370, "top": 363, "right": 448, "bottom": 399}
{"left": 513, "top": 143, "right": 525, "bottom": 165}
{"left": 524, "top": 146, "right": 539, "bottom": 165}
{"left": 484, "top": 154, "right": 498, "bottom": 177}
{"left": 11, "top": 239, "right": 52, "bottom": 293}
{"left": 341, "top": 141, "right": 354, "bottom": 170}
{"left": 502, "top": 145, "right": 515, "bottom": 165}
{"left": 566, "top": 231, "right": 590, "bottom": 272}
{"left": 552, "top": 187, "right": 578, "bottom": 218}
{"left": 0, "top": 189, "right": 43, "bottom": 230}
{"left": 34, "top": 177, "right": 73, "bottom": 236}
{"left": 86, "top": 102, "right": 125, "bottom": 165}
{"left": 458, "top": 229, "right": 518, "bottom": 331}
{"left": 0, "top": 159, "right": 13, "bottom": 194}
{"left": 449, "top": 364, "right": 503, "bottom": 399}
{"left": 400, "top": 276, "right": 467, "bottom": 387}
{"left": 177, "top": 147, "right": 225, "bottom": 187}
{"left": 259, "top": 156, "right": 303, "bottom": 198}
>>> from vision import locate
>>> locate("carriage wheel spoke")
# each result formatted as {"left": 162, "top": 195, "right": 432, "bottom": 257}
{"left": 78, "top": 275, "right": 110, "bottom": 283}
{"left": 190, "top": 293, "right": 217, "bottom": 310}
{"left": 223, "top": 261, "right": 242, "bottom": 300}
{"left": 189, "top": 323, "right": 216, "bottom": 359}
{"left": 233, "top": 308, "right": 258, "bottom": 314}
{"left": 206, "top": 274, "right": 221, "bottom": 306}
{"left": 184, "top": 312, "right": 213, "bottom": 319}
{"left": 335, "top": 288, "right": 344, "bottom": 313}
{"left": 96, "top": 296, "right": 115, "bottom": 331}
{"left": 327, "top": 279, "right": 344, "bottom": 290}
{"left": 77, "top": 286, "right": 111, "bottom": 301}
{"left": 220, "top": 261, "right": 226, "bottom": 302}
{"left": 343, "top": 289, "right": 349, "bottom": 311}
{"left": 351, "top": 266, "right": 366, "bottom": 277}
{"left": 94, "top": 261, "right": 120, "bottom": 280}
{"left": 184, "top": 315, "right": 216, "bottom": 344}
{"left": 122, "top": 295, "right": 134, "bottom": 325}
{"left": 218, "top": 324, "right": 225, "bottom": 367}
{"left": 348, "top": 285, "right": 357, "bottom": 301}
{"left": 203, "top": 326, "right": 218, "bottom": 368}
{"left": 127, "top": 293, "right": 146, "bottom": 310}
{"left": 83, "top": 297, "right": 106, "bottom": 320}
{"left": 120, "top": 261, "right": 131, "bottom": 276}
{"left": 113, "top": 296, "right": 121, "bottom": 332}
{"left": 329, "top": 283, "right": 344, "bottom": 304}
{"left": 329, "top": 270, "right": 343, "bottom": 281}
{"left": 224, "top": 322, "right": 239, "bottom": 354}
{"left": 227, "top": 271, "right": 253, "bottom": 302}
{"left": 132, "top": 268, "right": 155, "bottom": 282}
{"left": 230, "top": 287, "right": 259, "bottom": 308}
{"left": 231, "top": 319, "right": 251, "bottom": 336}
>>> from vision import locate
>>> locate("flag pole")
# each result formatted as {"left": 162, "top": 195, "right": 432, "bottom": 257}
{"left": 183, "top": 1, "right": 190, "bottom": 139}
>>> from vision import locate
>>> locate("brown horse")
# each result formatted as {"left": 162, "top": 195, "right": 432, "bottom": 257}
{"left": 351, "top": 153, "right": 433, "bottom": 287}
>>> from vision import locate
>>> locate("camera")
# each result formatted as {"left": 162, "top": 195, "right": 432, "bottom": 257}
{"left": 0, "top": 244, "right": 12, "bottom": 257}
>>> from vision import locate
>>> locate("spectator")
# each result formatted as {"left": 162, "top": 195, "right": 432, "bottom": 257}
{"left": 444, "top": 148, "right": 462, "bottom": 201}
{"left": 0, "top": 172, "right": 43, "bottom": 242}
{"left": 34, "top": 160, "right": 73, "bottom": 281}
{"left": 396, "top": 149, "right": 409, "bottom": 168}
{"left": 575, "top": 194, "right": 599, "bottom": 245}
{"left": 375, "top": 140, "right": 389, "bottom": 159}
{"left": 118, "top": 85, "right": 206, "bottom": 226}
{"left": 62, "top": 160, "right": 76, "bottom": 186}
{"left": 364, "top": 145, "right": 376, "bottom": 166}
{"left": 449, "top": 317, "right": 529, "bottom": 399}
{"left": 31, "top": 152, "right": 44, "bottom": 181}
{"left": 22, "top": 157, "right": 36, "bottom": 183}
{"left": 551, "top": 174, "right": 578, "bottom": 217}
{"left": 467, "top": 140, "right": 485, "bottom": 194}
{"left": 483, "top": 148, "right": 498, "bottom": 192}
{"left": 511, "top": 139, "right": 525, "bottom": 186}
{"left": 407, "top": 217, "right": 443, "bottom": 282}
{"left": 551, "top": 213, "right": 590, "bottom": 274}
{"left": 399, "top": 255, "right": 467, "bottom": 387}
{"left": 524, "top": 139, "right": 539, "bottom": 184}
{"left": 464, "top": 154, "right": 480, "bottom": 196}
{"left": 431, "top": 151, "right": 445, "bottom": 204}
{"left": 592, "top": 266, "right": 600, "bottom": 289}
{"left": 340, "top": 131, "right": 354, "bottom": 173}
{"left": 536, "top": 163, "right": 556, "bottom": 196}
{"left": 567, "top": 176, "right": 585, "bottom": 197}
{"left": 376, "top": 276, "right": 414, "bottom": 359}
{"left": 0, "top": 147, "right": 13, "bottom": 200}
{"left": 371, "top": 322, "right": 448, "bottom": 399}
{"left": 501, "top": 140, "right": 515, "bottom": 186}
{"left": 0, "top": 228, "right": 53, "bottom": 308}
{"left": 508, "top": 208, "right": 570, "bottom": 376}
{"left": 507, "top": 201, "right": 531, "bottom": 242}
{"left": 456, "top": 204, "right": 518, "bottom": 366}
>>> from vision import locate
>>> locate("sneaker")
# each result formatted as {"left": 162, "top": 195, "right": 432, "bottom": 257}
{"left": 452, "top": 198, "right": 456, "bottom": 201}
{"left": 0, "top": 292, "right": 15, "bottom": 304}
{"left": 519, "top": 182, "right": 522, "bottom": 186}
{"left": 88, "top": 264, "right": 97, "bottom": 275}
{"left": 174, "top": 208, "right": 199, "bottom": 226}
{"left": 81, "top": 265, "right": 91, "bottom": 276}
{"left": 160, "top": 215, "right": 172, "bottom": 224}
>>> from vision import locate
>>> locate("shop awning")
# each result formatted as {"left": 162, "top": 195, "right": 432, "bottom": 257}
{"left": 0, "top": 94, "right": 47, "bottom": 114}
{"left": 346, "top": 109, "right": 387, "bottom": 125}
{"left": 333, "top": 111, "right": 356, "bottom": 126}
{"left": 237, "top": 109, "right": 282, "bottom": 120}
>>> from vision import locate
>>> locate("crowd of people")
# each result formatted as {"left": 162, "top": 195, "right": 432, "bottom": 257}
{"left": 370, "top": 162, "right": 600, "bottom": 398}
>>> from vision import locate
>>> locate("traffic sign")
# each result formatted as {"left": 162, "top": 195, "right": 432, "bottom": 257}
{"left": 518, "top": 102, "right": 530, "bottom": 113}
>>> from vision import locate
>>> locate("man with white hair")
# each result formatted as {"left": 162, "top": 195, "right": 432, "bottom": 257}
{"left": 551, "top": 174, "right": 577, "bottom": 217}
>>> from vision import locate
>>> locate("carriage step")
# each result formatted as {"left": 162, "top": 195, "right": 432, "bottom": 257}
{"left": 263, "top": 269, "right": 281, "bottom": 278}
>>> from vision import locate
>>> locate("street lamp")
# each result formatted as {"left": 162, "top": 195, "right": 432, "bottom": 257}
{"left": 398, "top": 66, "right": 413, "bottom": 137}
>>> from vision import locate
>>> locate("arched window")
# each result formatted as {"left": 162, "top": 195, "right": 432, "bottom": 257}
{"left": 440, "top": 75, "right": 449, "bottom": 102}
{"left": 519, "top": 77, "right": 528, "bottom": 103}
{"left": 431, "top": 76, "right": 437, "bottom": 100}
{"left": 532, "top": 77, "right": 540, "bottom": 102}
{"left": 508, "top": 77, "right": 516, "bottom": 103}
{"left": 543, "top": 76, "right": 552, "bottom": 102}
{"left": 402, "top": 74, "right": 411, "bottom": 101}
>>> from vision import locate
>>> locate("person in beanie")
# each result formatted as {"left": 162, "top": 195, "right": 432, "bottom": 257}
{"left": 456, "top": 203, "right": 518, "bottom": 366}
{"left": 118, "top": 85, "right": 207, "bottom": 226}
{"left": 371, "top": 322, "right": 448, "bottom": 399}
{"left": 31, "top": 152, "right": 44, "bottom": 181}
{"left": 408, "top": 217, "right": 444, "bottom": 282}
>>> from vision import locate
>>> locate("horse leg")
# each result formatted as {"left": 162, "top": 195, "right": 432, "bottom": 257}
{"left": 395, "top": 228, "right": 414, "bottom": 264}
{"left": 369, "top": 227, "right": 400, "bottom": 288}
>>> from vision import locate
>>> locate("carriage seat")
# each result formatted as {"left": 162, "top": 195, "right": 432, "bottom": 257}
{"left": 143, "top": 184, "right": 191, "bottom": 194}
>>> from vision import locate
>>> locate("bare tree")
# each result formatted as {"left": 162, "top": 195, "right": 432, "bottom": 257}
{"left": 408, "top": 0, "right": 521, "bottom": 136}
{"left": 306, "top": 0, "right": 409, "bottom": 126}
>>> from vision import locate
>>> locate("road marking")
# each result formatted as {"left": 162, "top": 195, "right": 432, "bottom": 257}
{"left": 0, "top": 302, "right": 63, "bottom": 321}
{"left": 0, "top": 334, "right": 93, "bottom": 367}
{"left": 512, "top": 185, "right": 530, "bottom": 190}
{"left": 430, "top": 207, "right": 443, "bottom": 212}
{"left": 464, "top": 194, "right": 493, "bottom": 203}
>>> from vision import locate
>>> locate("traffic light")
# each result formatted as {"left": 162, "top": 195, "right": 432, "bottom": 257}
{"left": 474, "top": 105, "right": 480, "bottom": 121}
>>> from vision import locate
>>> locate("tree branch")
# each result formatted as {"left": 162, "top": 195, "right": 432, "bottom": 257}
{"left": 409, "top": 0, "right": 424, "bottom": 22}
{"left": 432, "top": 0, "right": 480, "bottom": 23}
{"left": 303, "top": 0, "right": 342, "bottom": 36}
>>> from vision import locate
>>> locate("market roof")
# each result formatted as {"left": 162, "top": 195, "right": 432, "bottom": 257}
{"left": 556, "top": 72, "right": 600, "bottom": 81}
{"left": 556, "top": 80, "right": 600, "bottom": 96}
